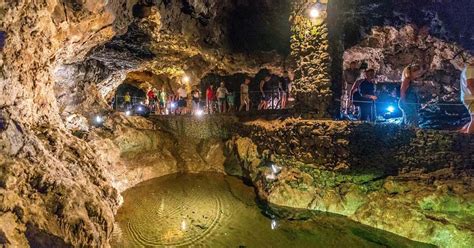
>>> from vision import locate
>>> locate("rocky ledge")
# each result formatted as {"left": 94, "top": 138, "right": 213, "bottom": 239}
{"left": 227, "top": 119, "right": 474, "bottom": 247}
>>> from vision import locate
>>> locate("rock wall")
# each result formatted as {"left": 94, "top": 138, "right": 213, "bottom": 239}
{"left": 90, "top": 115, "right": 236, "bottom": 192}
{"left": 1, "top": 1, "right": 137, "bottom": 247}
{"left": 229, "top": 119, "right": 474, "bottom": 247}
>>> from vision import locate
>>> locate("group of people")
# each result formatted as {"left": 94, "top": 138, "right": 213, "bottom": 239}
{"left": 344, "top": 62, "right": 430, "bottom": 126}
{"left": 133, "top": 71, "right": 293, "bottom": 116}
{"left": 343, "top": 59, "right": 474, "bottom": 134}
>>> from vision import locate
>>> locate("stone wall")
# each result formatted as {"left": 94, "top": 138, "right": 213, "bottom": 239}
{"left": 290, "top": 0, "right": 332, "bottom": 116}
{"left": 229, "top": 119, "right": 474, "bottom": 247}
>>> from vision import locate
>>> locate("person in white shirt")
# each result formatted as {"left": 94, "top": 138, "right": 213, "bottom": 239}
{"left": 460, "top": 59, "right": 474, "bottom": 134}
{"left": 216, "top": 82, "right": 229, "bottom": 113}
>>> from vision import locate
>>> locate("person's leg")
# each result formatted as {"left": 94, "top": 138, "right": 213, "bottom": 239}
{"left": 360, "top": 104, "right": 370, "bottom": 121}
{"left": 405, "top": 104, "right": 419, "bottom": 128}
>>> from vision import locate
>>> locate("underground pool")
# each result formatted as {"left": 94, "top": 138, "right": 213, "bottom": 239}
{"left": 110, "top": 173, "right": 433, "bottom": 247}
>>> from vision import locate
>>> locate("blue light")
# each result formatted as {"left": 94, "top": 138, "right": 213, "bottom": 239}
{"left": 387, "top": 105, "right": 395, "bottom": 113}
{"left": 137, "top": 106, "right": 143, "bottom": 112}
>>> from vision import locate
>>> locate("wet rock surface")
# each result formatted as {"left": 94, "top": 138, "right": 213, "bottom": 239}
{"left": 228, "top": 119, "right": 474, "bottom": 247}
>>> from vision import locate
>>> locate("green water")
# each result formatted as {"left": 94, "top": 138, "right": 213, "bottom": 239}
{"left": 111, "top": 173, "right": 433, "bottom": 248}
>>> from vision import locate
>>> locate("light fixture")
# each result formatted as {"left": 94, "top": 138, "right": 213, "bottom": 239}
{"left": 94, "top": 115, "right": 104, "bottom": 125}
{"left": 137, "top": 106, "right": 144, "bottom": 112}
{"left": 271, "top": 219, "right": 278, "bottom": 230}
{"left": 170, "top": 102, "right": 177, "bottom": 109}
{"left": 181, "top": 220, "right": 187, "bottom": 231}
{"left": 125, "top": 110, "right": 132, "bottom": 116}
{"left": 309, "top": 7, "right": 320, "bottom": 18}
{"left": 195, "top": 109, "right": 204, "bottom": 117}
{"left": 309, "top": 1, "right": 327, "bottom": 19}
{"left": 183, "top": 75, "right": 191, "bottom": 84}
{"left": 271, "top": 164, "right": 281, "bottom": 174}
{"left": 387, "top": 105, "right": 396, "bottom": 113}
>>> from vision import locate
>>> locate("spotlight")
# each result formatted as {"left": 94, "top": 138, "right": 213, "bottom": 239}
{"left": 271, "top": 164, "right": 281, "bottom": 174}
{"left": 271, "top": 219, "right": 278, "bottom": 230}
{"left": 183, "top": 75, "right": 190, "bottom": 84}
{"left": 137, "top": 106, "right": 144, "bottom": 112}
{"left": 94, "top": 115, "right": 104, "bottom": 125}
{"left": 125, "top": 110, "right": 132, "bottom": 116}
{"left": 195, "top": 109, "right": 204, "bottom": 117}
{"left": 309, "top": 7, "right": 320, "bottom": 18}
{"left": 387, "top": 105, "right": 396, "bottom": 113}
{"left": 181, "top": 220, "right": 187, "bottom": 231}
{"left": 171, "top": 102, "right": 177, "bottom": 109}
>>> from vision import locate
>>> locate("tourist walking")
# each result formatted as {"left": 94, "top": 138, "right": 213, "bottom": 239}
{"left": 239, "top": 78, "right": 251, "bottom": 112}
{"left": 206, "top": 85, "right": 216, "bottom": 114}
{"left": 352, "top": 69, "right": 377, "bottom": 121}
{"left": 460, "top": 59, "right": 474, "bottom": 134}
{"left": 399, "top": 65, "right": 425, "bottom": 127}
{"left": 216, "top": 82, "right": 229, "bottom": 113}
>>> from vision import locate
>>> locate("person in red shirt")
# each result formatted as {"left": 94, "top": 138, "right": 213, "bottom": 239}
{"left": 147, "top": 88, "right": 156, "bottom": 112}
{"left": 206, "top": 85, "right": 216, "bottom": 114}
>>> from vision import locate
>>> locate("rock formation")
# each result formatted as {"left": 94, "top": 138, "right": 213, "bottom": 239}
{"left": 228, "top": 119, "right": 474, "bottom": 247}
{"left": 1, "top": 0, "right": 474, "bottom": 247}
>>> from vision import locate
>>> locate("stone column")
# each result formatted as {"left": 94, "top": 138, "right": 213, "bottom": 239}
{"left": 290, "top": 0, "right": 342, "bottom": 117}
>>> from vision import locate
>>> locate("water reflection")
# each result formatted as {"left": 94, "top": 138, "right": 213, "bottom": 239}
{"left": 111, "top": 173, "right": 433, "bottom": 248}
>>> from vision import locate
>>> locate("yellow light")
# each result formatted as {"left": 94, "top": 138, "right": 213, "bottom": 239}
{"left": 310, "top": 8, "right": 320, "bottom": 18}
{"left": 183, "top": 75, "right": 190, "bottom": 84}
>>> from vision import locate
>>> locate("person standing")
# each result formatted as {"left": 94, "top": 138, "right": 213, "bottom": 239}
{"left": 206, "top": 85, "right": 215, "bottom": 114}
{"left": 227, "top": 91, "right": 236, "bottom": 112}
{"left": 239, "top": 78, "right": 251, "bottom": 112}
{"left": 343, "top": 61, "right": 361, "bottom": 114}
{"left": 216, "top": 82, "right": 229, "bottom": 113}
{"left": 399, "top": 65, "right": 425, "bottom": 127}
{"left": 460, "top": 59, "right": 474, "bottom": 134}
{"left": 279, "top": 71, "right": 291, "bottom": 109}
{"left": 191, "top": 87, "right": 201, "bottom": 115}
{"left": 124, "top": 92, "right": 132, "bottom": 110}
{"left": 352, "top": 69, "right": 377, "bottom": 121}
{"left": 177, "top": 85, "right": 188, "bottom": 115}
{"left": 159, "top": 86, "right": 167, "bottom": 115}
{"left": 258, "top": 75, "right": 272, "bottom": 110}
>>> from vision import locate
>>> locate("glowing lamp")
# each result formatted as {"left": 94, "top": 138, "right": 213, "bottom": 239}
{"left": 195, "top": 109, "right": 204, "bottom": 117}
{"left": 183, "top": 75, "right": 191, "bottom": 84}
{"left": 309, "top": 8, "right": 320, "bottom": 18}
{"left": 95, "top": 115, "right": 103, "bottom": 124}
{"left": 271, "top": 164, "right": 281, "bottom": 174}
{"left": 387, "top": 105, "right": 395, "bottom": 113}
{"left": 125, "top": 110, "right": 132, "bottom": 116}
{"left": 271, "top": 219, "right": 278, "bottom": 230}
